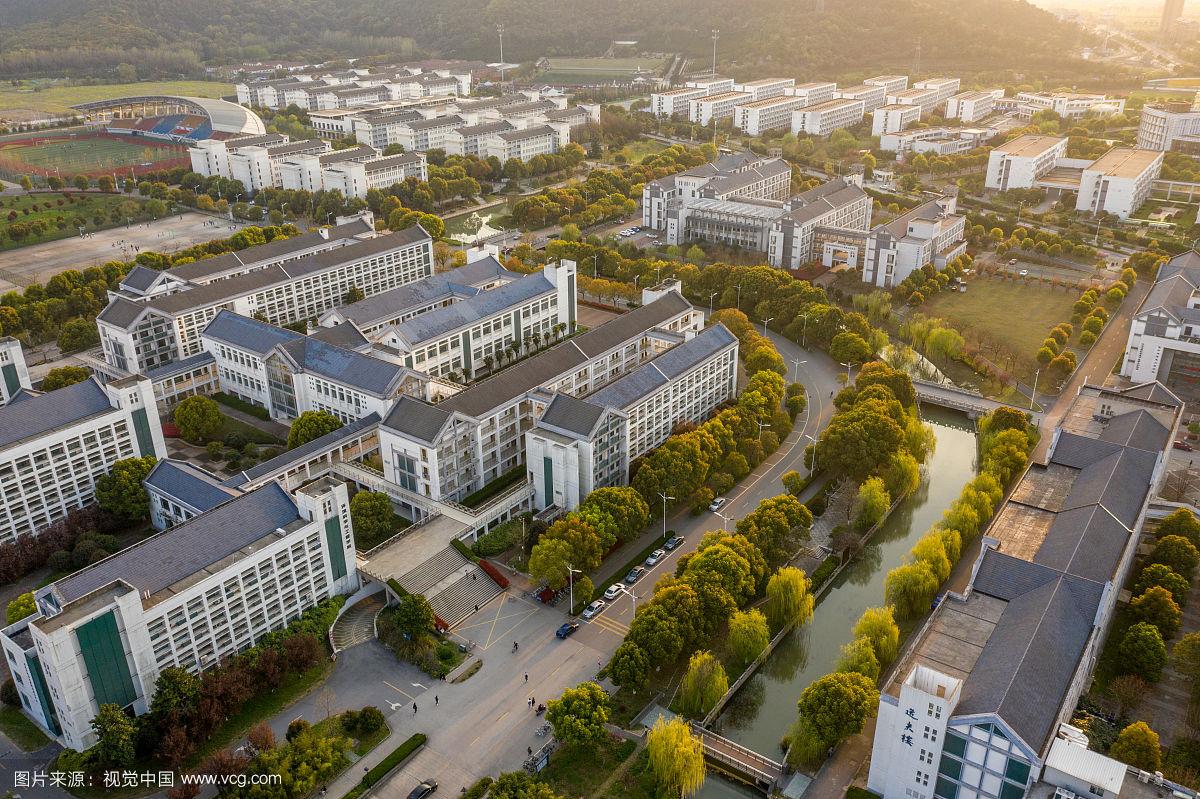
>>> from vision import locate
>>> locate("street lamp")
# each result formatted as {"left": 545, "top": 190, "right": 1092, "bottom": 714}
{"left": 715, "top": 511, "right": 732, "bottom": 532}
{"left": 735, "top": 284, "right": 742, "bottom": 310}
{"left": 803, "top": 433, "right": 819, "bottom": 473}
{"left": 755, "top": 420, "right": 771, "bottom": 437}
{"left": 839, "top": 361, "right": 853, "bottom": 383}
{"left": 1030, "top": 367, "right": 1041, "bottom": 411}
{"left": 791, "top": 358, "right": 807, "bottom": 383}
{"left": 800, "top": 312, "right": 810, "bottom": 348}
{"left": 709, "top": 291, "right": 719, "bottom": 313}
{"left": 711, "top": 30, "right": 720, "bottom": 77}
{"left": 592, "top": 253, "right": 599, "bottom": 276}
{"left": 566, "top": 563, "right": 582, "bottom": 612}
{"left": 657, "top": 492, "right": 675, "bottom": 542}
{"left": 762, "top": 317, "right": 773, "bottom": 335}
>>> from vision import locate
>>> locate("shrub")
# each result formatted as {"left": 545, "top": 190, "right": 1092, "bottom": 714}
{"left": 1119, "top": 622, "right": 1168, "bottom": 682}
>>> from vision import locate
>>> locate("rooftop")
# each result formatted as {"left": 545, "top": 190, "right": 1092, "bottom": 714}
{"left": 797, "top": 98, "right": 864, "bottom": 113}
{"left": 993, "top": 134, "right": 1068, "bottom": 158}
{"left": 170, "top": 218, "right": 373, "bottom": 283}
{"left": 225, "top": 413, "right": 380, "bottom": 487}
{"left": 694, "top": 91, "right": 753, "bottom": 105}
{"left": 0, "top": 377, "right": 115, "bottom": 450}
{"left": 144, "top": 459, "right": 241, "bottom": 512}
{"left": 586, "top": 323, "right": 737, "bottom": 410}
{"left": 390, "top": 270, "right": 555, "bottom": 347}
{"left": 735, "top": 95, "right": 807, "bottom": 110}
{"left": 1085, "top": 147, "right": 1163, "bottom": 179}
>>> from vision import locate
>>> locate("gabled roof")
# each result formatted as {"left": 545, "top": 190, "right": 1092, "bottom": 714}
{"left": 1120, "top": 381, "right": 1182, "bottom": 405}
{"left": 406, "top": 114, "right": 464, "bottom": 131}
{"left": 381, "top": 395, "right": 452, "bottom": 443}
{"left": 144, "top": 351, "right": 216, "bottom": 381}
{"left": 120, "top": 265, "right": 166, "bottom": 294}
{"left": 390, "top": 271, "right": 554, "bottom": 348}
{"left": 225, "top": 413, "right": 380, "bottom": 488}
{"left": 310, "top": 322, "right": 370, "bottom": 350}
{"left": 536, "top": 394, "right": 606, "bottom": 439}
{"left": 0, "top": 377, "right": 115, "bottom": 449}
{"left": 97, "top": 296, "right": 150, "bottom": 330}
{"left": 1097, "top": 408, "right": 1171, "bottom": 453}
{"left": 587, "top": 324, "right": 737, "bottom": 410}
{"left": 277, "top": 336, "right": 407, "bottom": 396}
{"left": 144, "top": 459, "right": 241, "bottom": 512}
{"left": 202, "top": 309, "right": 302, "bottom": 355}
{"left": 48, "top": 483, "right": 302, "bottom": 607}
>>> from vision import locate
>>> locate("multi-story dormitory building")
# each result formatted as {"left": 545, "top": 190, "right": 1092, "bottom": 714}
{"left": 860, "top": 195, "right": 968, "bottom": 288}
{"left": 0, "top": 337, "right": 32, "bottom": 405}
{"left": 378, "top": 286, "right": 702, "bottom": 504}
{"left": 235, "top": 66, "right": 470, "bottom": 111}
{"left": 95, "top": 224, "right": 433, "bottom": 376}
{"left": 320, "top": 260, "right": 577, "bottom": 381}
{"left": 642, "top": 151, "right": 792, "bottom": 236}
{"left": 0, "top": 474, "right": 358, "bottom": 751}
{"left": 0, "top": 375, "right": 167, "bottom": 544}
{"left": 766, "top": 178, "right": 875, "bottom": 268}
{"left": 190, "top": 134, "right": 428, "bottom": 199}
{"left": 201, "top": 310, "right": 428, "bottom": 423}
{"left": 868, "top": 382, "right": 1183, "bottom": 799}
{"left": 524, "top": 322, "right": 738, "bottom": 510}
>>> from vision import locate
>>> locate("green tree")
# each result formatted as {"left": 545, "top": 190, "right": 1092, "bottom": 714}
{"left": 148, "top": 666, "right": 200, "bottom": 720}
{"left": 343, "top": 285, "right": 365, "bottom": 303}
{"left": 765, "top": 566, "right": 814, "bottom": 631}
{"left": 559, "top": 223, "right": 582, "bottom": 242}
{"left": 852, "top": 477, "right": 890, "bottom": 532}
{"left": 828, "top": 331, "right": 872, "bottom": 364}
{"left": 1149, "top": 535, "right": 1200, "bottom": 580}
{"left": 244, "top": 727, "right": 348, "bottom": 798}
{"left": 1158, "top": 508, "right": 1200, "bottom": 547}
{"left": 174, "top": 395, "right": 222, "bottom": 443}
{"left": 95, "top": 456, "right": 157, "bottom": 521}
{"left": 92, "top": 703, "right": 137, "bottom": 768}
{"left": 546, "top": 682, "right": 609, "bottom": 746}
{"left": 1130, "top": 586, "right": 1182, "bottom": 639}
{"left": 1108, "top": 721, "right": 1161, "bottom": 772}
{"left": 1119, "top": 622, "right": 1168, "bottom": 682}
{"left": 727, "top": 609, "right": 770, "bottom": 670}
{"left": 528, "top": 537, "right": 574, "bottom": 589}
{"left": 885, "top": 560, "right": 940, "bottom": 619}
{"left": 910, "top": 533, "right": 952, "bottom": 583}
{"left": 5, "top": 592, "right": 35, "bottom": 625}
{"left": 647, "top": 716, "right": 706, "bottom": 799}
{"left": 677, "top": 651, "right": 728, "bottom": 718}
{"left": 41, "top": 365, "right": 91, "bottom": 391}
{"left": 19, "top": 175, "right": 32, "bottom": 191}
{"left": 1173, "top": 632, "right": 1200, "bottom": 679}
{"left": 685, "top": 244, "right": 705, "bottom": 262}
{"left": 853, "top": 606, "right": 900, "bottom": 668}
{"left": 795, "top": 671, "right": 878, "bottom": 748}
{"left": 57, "top": 317, "right": 99, "bottom": 353}
{"left": 836, "top": 636, "right": 880, "bottom": 681}
{"left": 391, "top": 594, "right": 436, "bottom": 638}
{"left": 287, "top": 410, "right": 343, "bottom": 449}
{"left": 490, "top": 772, "right": 562, "bottom": 799}
{"left": 608, "top": 640, "right": 650, "bottom": 689}
{"left": 578, "top": 487, "right": 650, "bottom": 542}
{"left": 349, "top": 491, "right": 398, "bottom": 548}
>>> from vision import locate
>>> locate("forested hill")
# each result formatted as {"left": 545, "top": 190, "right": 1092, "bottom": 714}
{"left": 0, "top": 0, "right": 1103, "bottom": 84}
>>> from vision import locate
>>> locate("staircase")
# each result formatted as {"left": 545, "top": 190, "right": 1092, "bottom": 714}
{"left": 395, "top": 545, "right": 504, "bottom": 628}
{"left": 330, "top": 594, "right": 385, "bottom": 652}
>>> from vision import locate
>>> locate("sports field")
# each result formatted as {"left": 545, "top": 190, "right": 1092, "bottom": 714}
{"left": 0, "top": 80, "right": 235, "bottom": 115}
{"left": 0, "top": 133, "right": 188, "bottom": 178}
{"left": 543, "top": 57, "right": 669, "bottom": 72}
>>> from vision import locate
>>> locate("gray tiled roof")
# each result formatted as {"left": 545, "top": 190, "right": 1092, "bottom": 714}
{"left": 279, "top": 336, "right": 406, "bottom": 396}
{"left": 202, "top": 309, "right": 302, "bottom": 354}
{"left": 1098, "top": 409, "right": 1170, "bottom": 453}
{"left": 0, "top": 377, "right": 115, "bottom": 449}
{"left": 363, "top": 153, "right": 426, "bottom": 173}
{"left": 1034, "top": 504, "right": 1130, "bottom": 583}
{"left": 440, "top": 292, "right": 693, "bottom": 418}
{"left": 120, "top": 265, "right": 164, "bottom": 294}
{"left": 587, "top": 324, "right": 736, "bottom": 410}
{"left": 537, "top": 394, "right": 606, "bottom": 439}
{"left": 225, "top": 413, "right": 380, "bottom": 487}
{"left": 786, "top": 179, "right": 868, "bottom": 225}
{"left": 169, "top": 219, "right": 374, "bottom": 283}
{"left": 317, "top": 145, "right": 378, "bottom": 165}
{"left": 959, "top": 550, "right": 1104, "bottom": 753}
{"left": 390, "top": 272, "right": 554, "bottom": 347}
{"left": 452, "top": 120, "right": 516, "bottom": 138}
{"left": 310, "top": 322, "right": 370, "bottom": 350}
{"left": 496, "top": 125, "right": 556, "bottom": 144}
{"left": 1059, "top": 446, "right": 1157, "bottom": 528}
{"left": 50, "top": 483, "right": 302, "bottom": 606}
{"left": 326, "top": 256, "right": 515, "bottom": 328}
{"left": 1120, "top": 381, "right": 1181, "bottom": 406}
{"left": 381, "top": 395, "right": 452, "bottom": 443}
{"left": 406, "top": 115, "right": 464, "bottom": 131}
{"left": 265, "top": 139, "right": 328, "bottom": 157}
{"left": 96, "top": 296, "right": 148, "bottom": 329}
{"left": 144, "top": 351, "right": 216, "bottom": 381}
{"left": 144, "top": 459, "right": 241, "bottom": 512}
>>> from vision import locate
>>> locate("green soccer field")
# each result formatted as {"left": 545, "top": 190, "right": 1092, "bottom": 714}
{"left": 0, "top": 135, "right": 185, "bottom": 175}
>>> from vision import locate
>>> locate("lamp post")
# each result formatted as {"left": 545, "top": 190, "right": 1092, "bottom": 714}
{"left": 756, "top": 420, "right": 771, "bottom": 438}
{"left": 735, "top": 284, "right": 742, "bottom": 310}
{"left": 791, "top": 358, "right": 807, "bottom": 383}
{"left": 1030, "top": 367, "right": 1041, "bottom": 411}
{"left": 711, "top": 30, "right": 720, "bottom": 77}
{"left": 566, "top": 563, "right": 582, "bottom": 613}
{"left": 803, "top": 433, "right": 819, "bottom": 473}
{"left": 839, "top": 361, "right": 853, "bottom": 383}
{"left": 715, "top": 511, "right": 732, "bottom": 532}
{"left": 762, "top": 317, "right": 773, "bottom": 335}
{"left": 497, "top": 24, "right": 506, "bottom": 88}
{"left": 657, "top": 492, "right": 674, "bottom": 542}
{"left": 709, "top": 291, "right": 719, "bottom": 313}
{"left": 592, "top": 253, "right": 599, "bottom": 276}
{"left": 800, "top": 312, "right": 810, "bottom": 348}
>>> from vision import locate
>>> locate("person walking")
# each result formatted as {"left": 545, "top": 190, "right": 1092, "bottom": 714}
{"left": 413, "top": 702, "right": 418, "bottom": 714}
{"left": 524, "top": 672, "right": 528, "bottom": 683}
{"left": 435, "top": 695, "right": 439, "bottom": 706}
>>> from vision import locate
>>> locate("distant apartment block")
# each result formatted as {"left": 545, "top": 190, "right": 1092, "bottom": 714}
{"left": 944, "top": 90, "right": 997, "bottom": 123}
{"left": 863, "top": 75, "right": 909, "bottom": 95}
{"left": 1137, "top": 96, "right": 1200, "bottom": 152}
{"left": 790, "top": 81, "right": 839, "bottom": 107}
{"left": 651, "top": 86, "right": 710, "bottom": 117}
{"left": 689, "top": 91, "right": 753, "bottom": 125}
{"left": 880, "top": 126, "right": 997, "bottom": 156}
{"left": 791, "top": 98, "right": 865, "bottom": 137}
{"left": 912, "top": 77, "right": 961, "bottom": 104}
{"left": 836, "top": 83, "right": 888, "bottom": 112}
{"left": 733, "top": 78, "right": 795, "bottom": 102}
{"left": 872, "top": 104, "right": 923, "bottom": 136}
{"left": 734, "top": 96, "right": 810, "bottom": 136}
{"left": 886, "top": 87, "right": 943, "bottom": 115}
{"left": 1004, "top": 91, "right": 1126, "bottom": 120}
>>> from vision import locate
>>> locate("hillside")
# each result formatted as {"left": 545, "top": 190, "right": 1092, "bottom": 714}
{"left": 0, "top": 0, "right": 1107, "bottom": 84}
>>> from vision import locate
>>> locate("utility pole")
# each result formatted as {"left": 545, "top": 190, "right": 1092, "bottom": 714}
{"left": 711, "top": 30, "right": 720, "bottom": 77}
{"left": 497, "top": 24, "right": 506, "bottom": 89}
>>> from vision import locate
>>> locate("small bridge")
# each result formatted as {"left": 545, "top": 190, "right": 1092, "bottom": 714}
{"left": 913, "top": 379, "right": 1040, "bottom": 423}
{"left": 690, "top": 723, "right": 783, "bottom": 791}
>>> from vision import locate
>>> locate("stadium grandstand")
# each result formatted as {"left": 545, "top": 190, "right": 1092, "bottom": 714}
{"left": 71, "top": 96, "right": 266, "bottom": 144}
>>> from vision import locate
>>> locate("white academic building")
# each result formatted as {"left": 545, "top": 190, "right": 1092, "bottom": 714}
{"left": 860, "top": 195, "right": 968, "bottom": 288}
{"left": 1137, "top": 96, "right": 1200, "bottom": 152}
{"left": 1121, "top": 250, "right": 1200, "bottom": 396}
{"left": 944, "top": 90, "right": 998, "bottom": 123}
{"left": 0, "top": 475, "right": 357, "bottom": 751}
{"left": 872, "top": 104, "right": 923, "bottom": 136}
{"left": 791, "top": 98, "right": 865, "bottom": 137}
{"left": 0, "top": 376, "right": 167, "bottom": 544}
{"left": 984, "top": 135, "right": 1070, "bottom": 191}
{"left": 0, "top": 337, "right": 31, "bottom": 405}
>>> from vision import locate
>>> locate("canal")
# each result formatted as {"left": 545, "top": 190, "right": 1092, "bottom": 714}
{"left": 703, "top": 407, "right": 978, "bottom": 786}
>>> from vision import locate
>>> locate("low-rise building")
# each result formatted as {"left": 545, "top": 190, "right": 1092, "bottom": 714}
{"left": 1121, "top": 250, "right": 1200, "bottom": 394}
{"left": 734, "top": 95, "right": 810, "bottom": 136}
{"left": 1075, "top": 147, "right": 1163, "bottom": 219}
{"left": 886, "top": 87, "right": 943, "bottom": 115}
{"left": 689, "top": 91, "right": 753, "bottom": 125}
{"left": 0, "top": 337, "right": 31, "bottom": 405}
{"left": 944, "top": 90, "right": 996, "bottom": 122}
{"left": 1137, "top": 96, "right": 1200, "bottom": 152}
{"left": 864, "top": 75, "right": 909, "bottom": 94}
{"left": 872, "top": 103, "right": 923, "bottom": 136}
{"left": 733, "top": 78, "right": 795, "bottom": 102}
{"left": 483, "top": 125, "right": 561, "bottom": 163}
{"left": 0, "top": 376, "right": 166, "bottom": 543}
{"left": 1010, "top": 91, "right": 1126, "bottom": 120}
{"left": 861, "top": 195, "right": 967, "bottom": 288}
{"left": 912, "top": 77, "right": 961, "bottom": 104}
{"left": 0, "top": 476, "right": 357, "bottom": 751}
{"left": 642, "top": 151, "right": 790, "bottom": 232}
{"left": 791, "top": 98, "right": 865, "bottom": 137}
{"left": 651, "top": 86, "right": 710, "bottom": 117}
{"left": 836, "top": 83, "right": 888, "bottom": 112}
{"left": 880, "top": 126, "right": 996, "bottom": 155}
{"left": 984, "top": 134, "right": 1069, "bottom": 191}
{"left": 525, "top": 323, "right": 738, "bottom": 510}
{"left": 790, "top": 81, "right": 839, "bottom": 107}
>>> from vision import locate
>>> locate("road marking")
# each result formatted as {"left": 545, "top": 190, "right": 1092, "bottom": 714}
{"left": 383, "top": 680, "right": 415, "bottom": 700}
{"left": 588, "top": 614, "right": 630, "bottom": 635}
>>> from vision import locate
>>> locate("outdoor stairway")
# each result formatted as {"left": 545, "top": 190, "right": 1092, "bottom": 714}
{"left": 427, "top": 571, "right": 503, "bottom": 628}
{"left": 330, "top": 594, "right": 385, "bottom": 652}
{"left": 396, "top": 545, "right": 503, "bottom": 628}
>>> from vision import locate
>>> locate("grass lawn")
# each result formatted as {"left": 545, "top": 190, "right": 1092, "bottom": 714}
{"left": 216, "top": 412, "right": 284, "bottom": 446}
{"left": 920, "top": 278, "right": 1077, "bottom": 383}
{"left": 0, "top": 80, "right": 234, "bottom": 115}
{"left": 540, "top": 736, "right": 637, "bottom": 798}
{"left": 610, "top": 139, "right": 669, "bottom": 165}
{"left": 542, "top": 57, "right": 668, "bottom": 72}
{"left": 311, "top": 712, "right": 390, "bottom": 757}
{"left": 0, "top": 192, "right": 151, "bottom": 251}
{"left": 0, "top": 705, "right": 52, "bottom": 751}
{"left": 599, "top": 747, "right": 655, "bottom": 799}
{"left": 0, "top": 136, "right": 185, "bottom": 176}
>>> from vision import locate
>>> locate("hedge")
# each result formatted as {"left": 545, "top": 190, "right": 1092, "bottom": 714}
{"left": 213, "top": 392, "right": 271, "bottom": 421}
{"left": 809, "top": 555, "right": 840, "bottom": 591}
{"left": 479, "top": 559, "right": 509, "bottom": 588}
{"left": 346, "top": 733, "right": 427, "bottom": 799}
{"left": 386, "top": 578, "right": 408, "bottom": 597}
{"left": 451, "top": 538, "right": 480, "bottom": 563}
{"left": 463, "top": 777, "right": 493, "bottom": 799}
{"left": 460, "top": 466, "right": 526, "bottom": 508}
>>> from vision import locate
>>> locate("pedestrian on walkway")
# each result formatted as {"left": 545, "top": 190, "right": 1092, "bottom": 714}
{"left": 413, "top": 702, "right": 418, "bottom": 714}
{"left": 435, "top": 695, "right": 439, "bottom": 706}
{"left": 528, "top": 747, "right": 533, "bottom": 756}
{"left": 524, "top": 672, "right": 528, "bottom": 683}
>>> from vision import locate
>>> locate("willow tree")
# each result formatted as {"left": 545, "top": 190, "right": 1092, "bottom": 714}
{"left": 647, "top": 717, "right": 706, "bottom": 799}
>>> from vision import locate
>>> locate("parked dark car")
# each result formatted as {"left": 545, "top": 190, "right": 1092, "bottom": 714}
{"left": 556, "top": 622, "right": 580, "bottom": 639}
{"left": 409, "top": 780, "right": 438, "bottom": 799}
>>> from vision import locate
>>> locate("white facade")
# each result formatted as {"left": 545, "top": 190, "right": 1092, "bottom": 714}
{"left": 483, "top": 125, "right": 561, "bottom": 163}
{"left": 321, "top": 153, "right": 428, "bottom": 199}
{"left": 880, "top": 127, "right": 997, "bottom": 155}
{"left": 1075, "top": 148, "right": 1163, "bottom": 219}
{"left": 913, "top": 77, "right": 961, "bottom": 104}
{"left": 689, "top": 91, "right": 753, "bottom": 125}
{"left": 228, "top": 140, "right": 330, "bottom": 192}
{"left": 837, "top": 83, "right": 888, "bottom": 112}
{"left": 0, "top": 337, "right": 31, "bottom": 405}
{"left": 0, "top": 478, "right": 356, "bottom": 752}
{"left": 791, "top": 98, "right": 865, "bottom": 137}
{"left": 767, "top": 178, "right": 873, "bottom": 269}
{"left": 1121, "top": 251, "right": 1200, "bottom": 384}
{"left": 945, "top": 90, "right": 996, "bottom": 123}
{"left": 862, "top": 196, "right": 968, "bottom": 288}
{"left": 887, "top": 87, "right": 943, "bottom": 114}
{"left": 790, "top": 82, "right": 838, "bottom": 107}
{"left": 864, "top": 75, "right": 909, "bottom": 94}
{"left": 651, "top": 87, "right": 709, "bottom": 117}
{"left": 1012, "top": 91, "right": 1125, "bottom": 120}
{"left": 734, "top": 96, "right": 810, "bottom": 136}
{"left": 872, "top": 104, "right": 923, "bottom": 136}
{"left": 733, "top": 78, "right": 795, "bottom": 102}
{"left": 1137, "top": 98, "right": 1200, "bottom": 151}
{"left": 0, "top": 376, "right": 167, "bottom": 544}
{"left": 984, "top": 135, "right": 1069, "bottom": 191}
{"left": 684, "top": 76, "right": 736, "bottom": 93}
